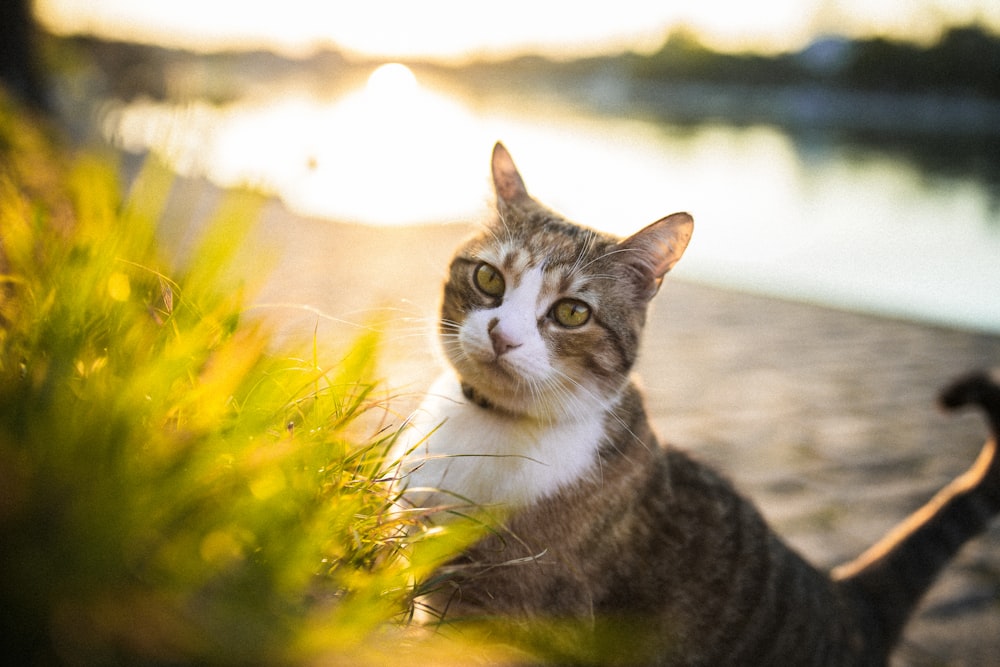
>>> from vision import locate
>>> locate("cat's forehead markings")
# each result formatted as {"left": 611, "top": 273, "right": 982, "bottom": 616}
{"left": 484, "top": 245, "right": 535, "bottom": 287}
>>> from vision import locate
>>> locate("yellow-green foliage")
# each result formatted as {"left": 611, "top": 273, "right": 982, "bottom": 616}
{"left": 0, "top": 91, "right": 477, "bottom": 665}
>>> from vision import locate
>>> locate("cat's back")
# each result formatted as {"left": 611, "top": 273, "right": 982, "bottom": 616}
{"left": 642, "top": 446, "right": 869, "bottom": 665}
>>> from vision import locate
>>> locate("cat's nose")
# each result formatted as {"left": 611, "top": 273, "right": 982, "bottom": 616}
{"left": 488, "top": 320, "right": 522, "bottom": 357}
{"left": 490, "top": 329, "right": 521, "bottom": 356}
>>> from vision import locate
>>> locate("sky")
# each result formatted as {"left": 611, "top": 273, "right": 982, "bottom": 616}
{"left": 35, "top": 0, "right": 1000, "bottom": 60}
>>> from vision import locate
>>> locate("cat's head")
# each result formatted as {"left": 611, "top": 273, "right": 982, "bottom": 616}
{"left": 439, "top": 143, "right": 692, "bottom": 419}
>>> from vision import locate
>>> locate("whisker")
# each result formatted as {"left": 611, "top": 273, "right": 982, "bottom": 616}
{"left": 547, "top": 365, "right": 649, "bottom": 457}
{"left": 567, "top": 230, "right": 600, "bottom": 280}
{"left": 247, "top": 302, "right": 380, "bottom": 330}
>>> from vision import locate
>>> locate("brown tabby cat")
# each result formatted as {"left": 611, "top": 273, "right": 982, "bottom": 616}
{"left": 395, "top": 143, "right": 1000, "bottom": 665}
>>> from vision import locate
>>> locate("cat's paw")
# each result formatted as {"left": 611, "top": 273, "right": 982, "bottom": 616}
{"left": 938, "top": 369, "right": 1000, "bottom": 412}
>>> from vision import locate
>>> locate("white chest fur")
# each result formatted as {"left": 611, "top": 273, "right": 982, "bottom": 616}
{"left": 396, "top": 372, "right": 608, "bottom": 510}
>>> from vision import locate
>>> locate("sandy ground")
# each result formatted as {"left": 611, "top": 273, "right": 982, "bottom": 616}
{"left": 165, "top": 178, "right": 1000, "bottom": 666}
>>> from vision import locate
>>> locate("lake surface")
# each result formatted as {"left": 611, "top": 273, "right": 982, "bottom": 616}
{"left": 101, "top": 64, "right": 1000, "bottom": 333}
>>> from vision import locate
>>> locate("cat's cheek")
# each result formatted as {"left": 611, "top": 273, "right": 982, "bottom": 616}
{"left": 456, "top": 323, "right": 495, "bottom": 364}
{"left": 550, "top": 332, "right": 628, "bottom": 393}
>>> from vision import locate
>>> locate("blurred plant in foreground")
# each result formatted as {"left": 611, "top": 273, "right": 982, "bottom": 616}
{"left": 0, "top": 90, "right": 482, "bottom": 665}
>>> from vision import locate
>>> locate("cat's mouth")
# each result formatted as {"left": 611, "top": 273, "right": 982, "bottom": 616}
{"left": 458, "top": 343, "right": 521, "bottom": 378}
{"left": 447, "top": 339, "right": 550, "bottom": 412}
{"left": 466, "top": 357, "right": 519, "bottom": 389}
{"left": 457, "top": 357, "right": 535, "bottom": 410}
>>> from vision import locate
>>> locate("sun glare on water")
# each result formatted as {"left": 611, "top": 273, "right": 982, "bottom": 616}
{"left": 365, "top": 63, "right": 418, "bottom": 100}
{"left": 108, "top": 63, "right": 502, "bottom": 225}
{"left": 105, "top": 61, "right": 797, "bottom": 232}
{"left": 286, "top": 63, "right": 492, "bottom": 225}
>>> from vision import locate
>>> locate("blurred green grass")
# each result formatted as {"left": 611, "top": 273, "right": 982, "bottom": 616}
{"left": 0, "top": 89, "right": 483, "bottom": 665}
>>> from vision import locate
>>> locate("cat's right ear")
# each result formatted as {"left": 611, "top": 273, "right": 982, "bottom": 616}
{"left": 492, "top": 142, "right": 530, "bottom": 204}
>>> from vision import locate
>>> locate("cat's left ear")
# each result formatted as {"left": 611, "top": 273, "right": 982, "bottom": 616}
{"left": 618, "top": 212, "right": 694, "bottom": 299}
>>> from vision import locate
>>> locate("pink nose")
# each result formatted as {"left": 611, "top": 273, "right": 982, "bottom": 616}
{"left": 488, "top": 319, "right": 522, "bottom": 357}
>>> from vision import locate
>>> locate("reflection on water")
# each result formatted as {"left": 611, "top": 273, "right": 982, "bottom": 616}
{"left": 104, "top": 65, "right": 1000, "bottom": 333}
{"left": 106, "top": 65, "right": 486, "bottom": 225}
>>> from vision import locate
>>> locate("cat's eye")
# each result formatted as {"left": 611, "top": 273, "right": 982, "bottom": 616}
{"left": 552, "top": 299, "right": 591, "bottom": 328}
{"left": 473, "top": 262, "right": 505, "bottom": 297}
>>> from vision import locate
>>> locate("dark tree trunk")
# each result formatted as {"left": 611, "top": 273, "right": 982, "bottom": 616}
{"left": 0, "top": 0, "right": 48, "bottom": 110}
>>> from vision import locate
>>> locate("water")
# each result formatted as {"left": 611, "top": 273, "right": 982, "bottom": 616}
{"left": 102, "top": 64, "right": 1000, "bottom": 333}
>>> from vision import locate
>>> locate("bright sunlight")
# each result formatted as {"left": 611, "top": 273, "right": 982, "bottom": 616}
{"left": 365, "top": 63, "right": 418, "bottom": 100}
{"left": 105, "top": 64, "right": 495, "bottom": 225}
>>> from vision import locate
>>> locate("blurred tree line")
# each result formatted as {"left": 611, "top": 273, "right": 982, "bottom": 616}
{"left": 845, "top": 26, "right": 1000, "bottom": 95}
{"left": 632, "top": 24, "right": 1000, "bottom": 99}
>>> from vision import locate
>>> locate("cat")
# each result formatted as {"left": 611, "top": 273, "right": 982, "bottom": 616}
{"left": 394, "top": 142, "right": 1000, "bottom": 666}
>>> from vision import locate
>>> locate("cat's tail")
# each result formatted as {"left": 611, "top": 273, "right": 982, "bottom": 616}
{"left": 831, "top": 369, "right": 1000, "bottom": 660}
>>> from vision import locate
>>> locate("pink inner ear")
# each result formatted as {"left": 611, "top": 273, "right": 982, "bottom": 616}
{"left": 620, "top": 212, "right": 694, "bottom": 287}
{"left": 492, "top": 142, "right": 529, "bottom": 203}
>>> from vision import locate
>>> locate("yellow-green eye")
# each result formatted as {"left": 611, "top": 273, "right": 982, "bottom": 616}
{"left": 474, "top": 262, "right": 505, "bottom": 297}
{"left": 552, "top": 299, "right": 591, "bottom": 328}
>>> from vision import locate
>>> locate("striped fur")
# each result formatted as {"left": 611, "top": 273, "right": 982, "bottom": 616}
{"left": 399, "top": 144, "right": 1000, "bottom": 665}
